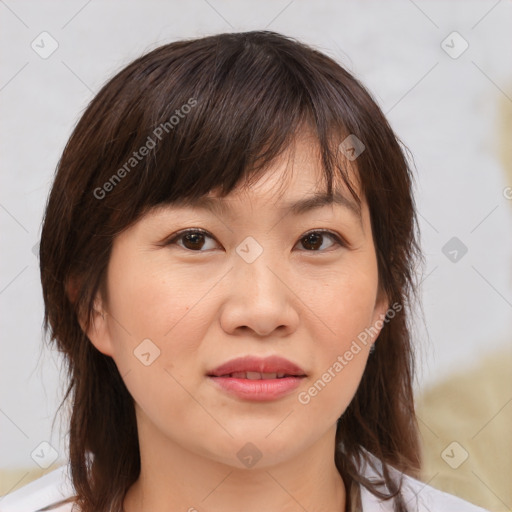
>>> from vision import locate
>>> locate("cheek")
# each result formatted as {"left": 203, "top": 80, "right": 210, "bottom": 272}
{"left": 106, "top": 251, "right": 206, "bottom": 345}
{"left": 294, "top": 317, "right": 372, "bottom": 426}
{"left": 104, "top": 254, "right": 215, "bottom": 418}
{"left": 295, "top": 256, "right": 378, "bottom": 416}
{"left": 306, "top": 253, "right": 380, "bottom": 345}
{"left": 296, "top": 353, "right": 368, "bottom": 426}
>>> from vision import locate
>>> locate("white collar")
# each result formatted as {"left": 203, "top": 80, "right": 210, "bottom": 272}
{"left": 0, "top": 452, "right": 489, "bottom": 512}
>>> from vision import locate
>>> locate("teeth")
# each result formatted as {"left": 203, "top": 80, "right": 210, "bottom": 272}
{"left": 222, "top": 372, "right": 289, "bottom": 379}
{"left": 247, "top": 371, "right": 264, "bottom": 380}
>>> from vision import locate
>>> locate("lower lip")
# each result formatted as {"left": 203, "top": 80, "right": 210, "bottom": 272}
{"left": 208, "top": 376, "right": 305, "bottom": 401}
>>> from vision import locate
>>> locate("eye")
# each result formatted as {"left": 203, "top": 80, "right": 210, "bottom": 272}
{"left": 165, "top": 228, "right": 218, "bottom": 251}
{"left": 296, "top": 230, "right": 346, "bottom": 252}
{"left": 164, "top": 229, "right": 346, "bottom": 252}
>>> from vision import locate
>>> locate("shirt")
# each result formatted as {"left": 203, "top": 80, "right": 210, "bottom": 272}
{"left": 0, "top": 456, "right": 490, "bottom": 512}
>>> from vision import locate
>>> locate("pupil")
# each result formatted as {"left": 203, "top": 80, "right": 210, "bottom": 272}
{"left": 184, "top": 233, "right": 204, "bottom": 249}
{"left": 303, "top": 233, "right": 322, "bottom": 250}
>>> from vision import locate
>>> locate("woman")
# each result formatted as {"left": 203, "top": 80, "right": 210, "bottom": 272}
{"left": 1, "top": 30, "right": 489, "bottom": 512}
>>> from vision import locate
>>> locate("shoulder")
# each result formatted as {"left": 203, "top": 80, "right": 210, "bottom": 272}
{"left": 389, "top": 472, "right": 490, "bottom": 512}
{"left": 359, "top": 452, "right": 490, "bottom": 512}
{"left": 0, "top": 464, "right": 76, "bottom": 512}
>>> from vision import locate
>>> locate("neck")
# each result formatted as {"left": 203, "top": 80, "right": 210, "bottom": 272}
{"left": 123, "top": 410, "right": 346, "bottom": 512}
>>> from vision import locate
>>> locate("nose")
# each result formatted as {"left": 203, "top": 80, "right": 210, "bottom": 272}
{"left": 219, "top": 245, "right": 300, "bottom": 338}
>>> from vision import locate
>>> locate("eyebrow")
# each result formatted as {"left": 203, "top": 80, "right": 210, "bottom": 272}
{"left": 281, "top": 190, "right": 361, "bottom": 219}
{"left": 172, "top": 190, "right": 362, "bottom": 220}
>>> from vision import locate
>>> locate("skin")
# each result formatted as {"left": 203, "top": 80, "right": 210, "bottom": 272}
{"left": 81, "top": 131, "right": 389, "bottom": 512}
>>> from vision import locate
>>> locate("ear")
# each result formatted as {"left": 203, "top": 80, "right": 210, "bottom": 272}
{"left": 65, "top": 274, "right": 80, "bottom": 305}
{"left": 65, "top": 275, "right": 115, "bottom": 357}
{"left": 369, "top": 286, "right": 390, "bottom": 344}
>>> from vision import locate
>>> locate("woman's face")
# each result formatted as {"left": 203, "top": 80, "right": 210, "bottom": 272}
{"left": 85, "top": 133, "right": 389, "bottom": 469}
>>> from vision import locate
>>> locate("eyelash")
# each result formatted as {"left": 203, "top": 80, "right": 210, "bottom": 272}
{"left": 164, "top": 228, "right": 347, "bottom": 253}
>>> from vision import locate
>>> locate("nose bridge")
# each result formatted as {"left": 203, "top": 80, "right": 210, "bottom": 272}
{"left": 219, "top": 233, "right": 299, "bottom": 336}
{"left": 234, "top": 234, "right": 283, "bottom": 298}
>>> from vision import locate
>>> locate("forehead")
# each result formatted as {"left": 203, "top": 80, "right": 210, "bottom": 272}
{"left": 152, "top": 129, "right": 365, "bottom": 225}
{"left": 195, "top": 134, "right": 361, "bottom": 216}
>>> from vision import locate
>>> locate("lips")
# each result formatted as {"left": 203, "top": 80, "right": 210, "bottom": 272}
{"left": 207, "top": 355, "right": 307, "bottom": 379}
{"left": 207, "top": 356, "right": 307, "bottom": 401}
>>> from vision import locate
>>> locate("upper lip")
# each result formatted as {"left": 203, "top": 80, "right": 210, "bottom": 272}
{"left": 207, "top": 355, "right": 307, "bottom": 377}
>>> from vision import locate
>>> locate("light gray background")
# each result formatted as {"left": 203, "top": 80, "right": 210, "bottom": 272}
{"left": 1, "top": 0, "right": 511, "bottom": 473}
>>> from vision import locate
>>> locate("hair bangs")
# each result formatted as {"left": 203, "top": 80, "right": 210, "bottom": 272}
{"left": 94, "top": 33, "right": 361, "bottom": 232}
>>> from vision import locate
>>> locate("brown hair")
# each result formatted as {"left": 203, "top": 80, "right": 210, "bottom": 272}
{"left": 40, "top": 30, "right": 423, "bottom": 512}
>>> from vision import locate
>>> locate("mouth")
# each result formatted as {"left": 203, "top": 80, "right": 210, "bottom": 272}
{"left": 206, "top": 355, "right": 307, "bottom": 400}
